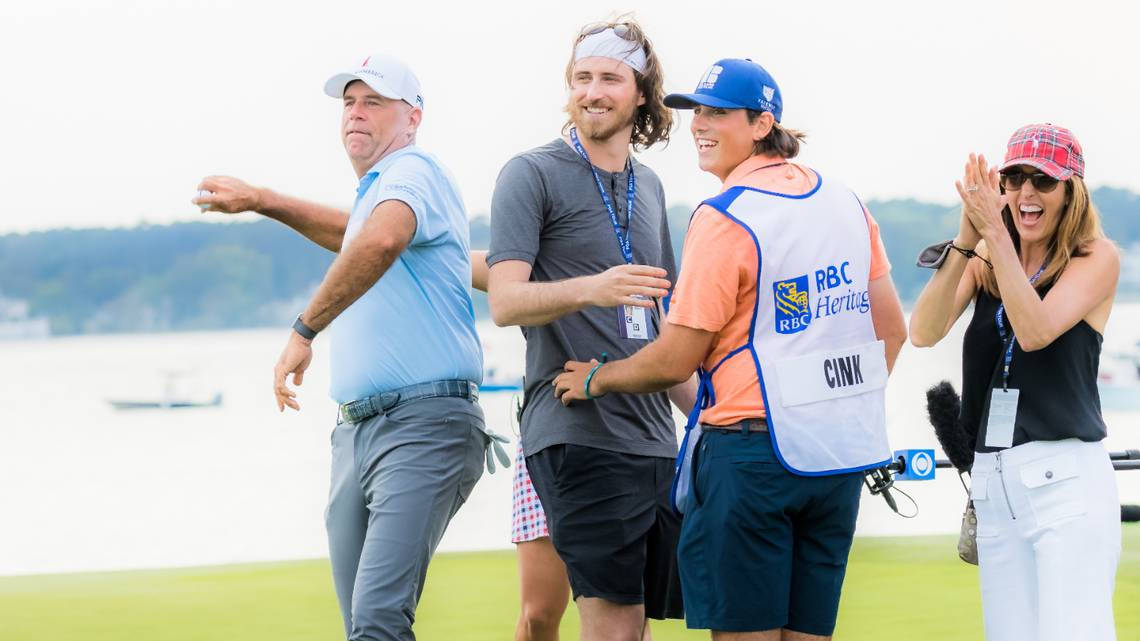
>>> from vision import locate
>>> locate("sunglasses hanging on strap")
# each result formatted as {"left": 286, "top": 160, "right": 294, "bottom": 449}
{"left": 916, "top": 240, "right": 994, "bottom": 270}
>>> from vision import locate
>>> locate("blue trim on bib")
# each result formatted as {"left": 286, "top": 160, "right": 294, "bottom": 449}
{"left": 720, "top": 170, "right": 824, "bottom": 200}
{"left": 847, "top": 190, "right": 880, "bottom": 288}
{"left": 849, "top": 190, "right": 875, "bottom": 236}
{"left": 700, "top": 187, "right": 745, "bottom": 213}
{"left": 699, "top": 185, "right": 890, "bottom": 477}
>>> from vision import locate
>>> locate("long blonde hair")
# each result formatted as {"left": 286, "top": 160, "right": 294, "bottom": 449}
{"left": 978, "top": 176, "right": 1105, "bottom": 297}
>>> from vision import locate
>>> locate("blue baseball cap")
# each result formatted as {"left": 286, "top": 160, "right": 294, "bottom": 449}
{"left": 664, "top": 58, "right": 783, "bottom": 122}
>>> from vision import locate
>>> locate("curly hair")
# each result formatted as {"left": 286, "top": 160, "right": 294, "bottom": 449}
{"left": 562, "top": 16, "right": 673, "bottom": 150}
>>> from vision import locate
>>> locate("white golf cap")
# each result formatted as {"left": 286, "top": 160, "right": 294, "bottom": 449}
{"left": 324, "top": 53, "right": 424, "bottom": 110}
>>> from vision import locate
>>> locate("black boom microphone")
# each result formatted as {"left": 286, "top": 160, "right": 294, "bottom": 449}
{"left": 926, "top": 381, "right": 975, "bottom": 472}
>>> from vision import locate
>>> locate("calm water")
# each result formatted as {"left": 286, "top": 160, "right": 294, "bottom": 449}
{"left": 2, "top": 309, "right": 1138, "bottom": 576}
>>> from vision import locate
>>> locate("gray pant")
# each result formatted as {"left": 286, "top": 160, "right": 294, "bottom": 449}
{"left": 326, "top": 395, "right": 486, "bottom": 641}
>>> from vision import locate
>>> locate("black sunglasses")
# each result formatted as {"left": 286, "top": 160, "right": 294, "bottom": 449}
{"left": 999, "top": 171, "right": 1061, "bottom": 193}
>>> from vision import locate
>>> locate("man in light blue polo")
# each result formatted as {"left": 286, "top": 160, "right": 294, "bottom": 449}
{"left": 195, "top": 54, "right": 491, "bottom": 641}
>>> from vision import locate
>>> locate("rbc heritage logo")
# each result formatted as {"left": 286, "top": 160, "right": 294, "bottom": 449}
{"left": 773, "top": 275, "right": 811, "bottom": 334}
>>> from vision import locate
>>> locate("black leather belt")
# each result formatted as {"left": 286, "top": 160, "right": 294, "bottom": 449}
{"left": 338, "top": 379, "right": 479, "bottom": 424}
{"left": 700, "top": 418, "right": 768, "bottom": 434}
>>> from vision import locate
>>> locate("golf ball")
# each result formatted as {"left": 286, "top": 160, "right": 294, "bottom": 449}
{"left": 196, "top": 189, "right": 212, "bottom": 211}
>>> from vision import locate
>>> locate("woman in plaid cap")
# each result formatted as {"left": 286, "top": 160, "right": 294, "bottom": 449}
{"left": 910, "top": 124, "right": 1121, "bottom": 641}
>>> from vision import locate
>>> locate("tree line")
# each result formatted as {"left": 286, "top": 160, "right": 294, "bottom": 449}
{"left": 2, "top": 187, "right": 1136, "bottom": 335}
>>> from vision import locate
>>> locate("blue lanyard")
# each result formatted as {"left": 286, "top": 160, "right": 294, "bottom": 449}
{"left": 995, "top": 265, "right": 1045, "bottom": 389}
{"left": 568, "top": 127, "right": 636, "bottom": 264}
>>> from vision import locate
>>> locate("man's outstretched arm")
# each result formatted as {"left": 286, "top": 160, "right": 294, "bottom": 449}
{"left": 273, "top": 199, "right": 415, "bottom": 411}
{"left": 195, "top": 175, "right": 349, "bottom": 253}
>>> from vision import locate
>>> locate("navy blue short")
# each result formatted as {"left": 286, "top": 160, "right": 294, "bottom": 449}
{"left": 677, "top": 428, "right": 862, "bottom": 635}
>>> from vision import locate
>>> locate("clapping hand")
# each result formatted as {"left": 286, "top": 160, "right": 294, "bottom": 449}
{"left": 955, "top": 154, "right": 1005, "bottom": 242}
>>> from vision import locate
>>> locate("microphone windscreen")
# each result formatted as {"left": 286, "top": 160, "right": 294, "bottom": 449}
{"left": 1122, "top": 505, "right": 1140, "bottom": 523}
{"left": 926, "top": 381, "right": 975, "bottom": 471}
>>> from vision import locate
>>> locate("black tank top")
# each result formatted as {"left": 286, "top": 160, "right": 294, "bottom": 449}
{"left": 960, "top": 287, "right": 1107, "bottom": 453}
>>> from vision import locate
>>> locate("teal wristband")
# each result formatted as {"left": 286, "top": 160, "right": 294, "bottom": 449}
{"left": 584, "top": 362, "right": 604, "bottom": 400}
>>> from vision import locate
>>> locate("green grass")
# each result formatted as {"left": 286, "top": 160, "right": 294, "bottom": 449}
{"left": 2, "top": 527, "right": 1137, "bottom": 640}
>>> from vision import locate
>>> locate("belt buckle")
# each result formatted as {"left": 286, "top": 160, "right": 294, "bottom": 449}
{"left": 341, "top": 398, "right": 375, "bottom": 424}
{"left": 339, "top": 401, "right": 357, "bottom": 424}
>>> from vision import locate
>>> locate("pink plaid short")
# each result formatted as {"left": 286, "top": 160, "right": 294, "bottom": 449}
{"left": 511, "top": 444, "right": 550, "bottom": 543}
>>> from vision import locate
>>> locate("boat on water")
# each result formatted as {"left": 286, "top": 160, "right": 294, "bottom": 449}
{"left": 106, "top": 371, "right": 224, "bottom": 410}
{"left": 108, "top": 392, "right": 223, "bottom": 410}
{"left": 1098, "top": 340, "right": 1140, "bottom": 411}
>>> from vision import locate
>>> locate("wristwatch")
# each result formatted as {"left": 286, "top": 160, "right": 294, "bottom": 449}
{"left": 292, "top": 315, "right": 318, "bottom": 340}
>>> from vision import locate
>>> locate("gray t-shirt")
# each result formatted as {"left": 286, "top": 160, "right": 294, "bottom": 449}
{"left": 488, "top": 138, "right": 678, "bottom": 459}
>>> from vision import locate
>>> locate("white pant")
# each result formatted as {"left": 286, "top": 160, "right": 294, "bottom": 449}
{"left": 971, "top": 439, "right": 1121, "bottom": 641}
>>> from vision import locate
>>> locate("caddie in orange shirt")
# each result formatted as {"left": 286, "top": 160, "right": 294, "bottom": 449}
{"left": 554, "top": 58, "right": 907, "bottom": 640}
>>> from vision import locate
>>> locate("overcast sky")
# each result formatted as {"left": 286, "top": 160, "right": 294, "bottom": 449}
{"left": 2, "top": 0, "right": 1137, "bottom": 234}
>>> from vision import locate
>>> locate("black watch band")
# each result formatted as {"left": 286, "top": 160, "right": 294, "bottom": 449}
{"left": 292, "top": 315, "right": 318, "bottom": 340}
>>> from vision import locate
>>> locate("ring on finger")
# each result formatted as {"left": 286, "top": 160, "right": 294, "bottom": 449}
{"left": 966, "top": 185, "right": 979, "bottom": 192}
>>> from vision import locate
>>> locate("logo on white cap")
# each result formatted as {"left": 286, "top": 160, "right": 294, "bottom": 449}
{"left": 325, "top": 54, "right": 424, "bottom": 109}
{"left": 699, "top": 65, "right": 723, "bottom": 90}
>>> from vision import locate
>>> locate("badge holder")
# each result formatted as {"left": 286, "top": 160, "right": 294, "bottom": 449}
{"left": 618, "top": 297, "right": 654, "bottom": 340}
{"left": 985, "top": 387, "right": 1018, "bottom": 449}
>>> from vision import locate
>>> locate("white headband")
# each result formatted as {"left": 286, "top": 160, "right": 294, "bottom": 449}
{"left": 574, "top": 28, "right": 647, "bottom": 74}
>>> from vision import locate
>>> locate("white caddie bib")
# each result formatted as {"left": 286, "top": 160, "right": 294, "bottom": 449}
{"left": 701, "top": 174, "right": 892, "bottom": 475}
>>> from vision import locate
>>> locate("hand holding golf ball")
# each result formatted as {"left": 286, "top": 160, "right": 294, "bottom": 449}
{"left": 192, "top": 176, "right": 262, "bottom": 214}
{"left": 194, "top": 189, "right": 213, "bottom": 212}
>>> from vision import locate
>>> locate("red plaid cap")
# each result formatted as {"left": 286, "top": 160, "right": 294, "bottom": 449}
{"left": 1001, "top": 123, "right": 1084, "bottom": 180}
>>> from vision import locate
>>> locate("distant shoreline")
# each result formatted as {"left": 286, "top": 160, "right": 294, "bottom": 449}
{"left": 4, "top": 189, "right": 1138, "bottom": 336}
{"left": 6, "top": 299, "right": 1140, "bottom": 342}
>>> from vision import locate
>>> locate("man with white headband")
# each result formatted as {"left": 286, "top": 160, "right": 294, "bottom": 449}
{"left": 194, "top": 54, "right": 496, "bottom": 641}
{"left": 487, "top": 18, "right": 693, "bottom": 641}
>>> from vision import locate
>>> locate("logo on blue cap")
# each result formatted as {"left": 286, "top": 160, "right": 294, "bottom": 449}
{"left": 698, "top": 65, "right": 723, "bottom": 90}
{"left": 665, "top": 58, "right": 783, "bottom": 123}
